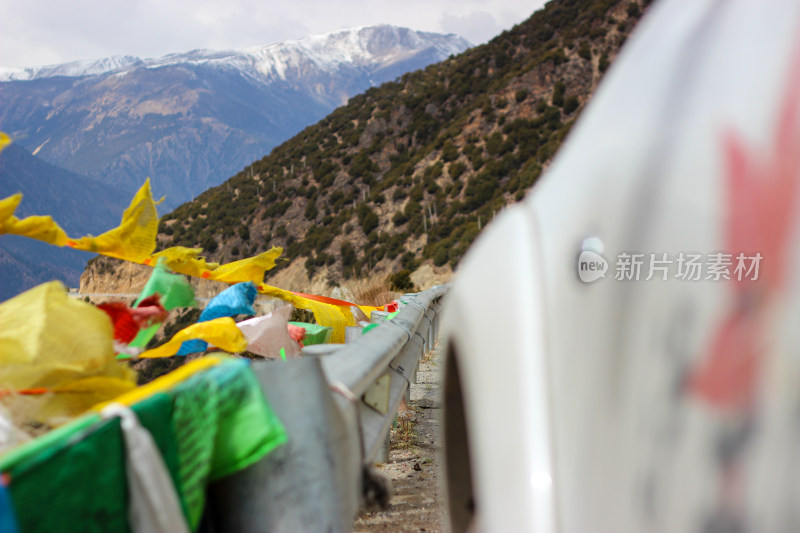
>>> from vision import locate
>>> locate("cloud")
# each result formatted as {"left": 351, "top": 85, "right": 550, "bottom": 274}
{"left": 440, "top": 11, "right": 501, "bottom": 45}
{"left": 0, "top": 0, "right": 541, "bottom": 68}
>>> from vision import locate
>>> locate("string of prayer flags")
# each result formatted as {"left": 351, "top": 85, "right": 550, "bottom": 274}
{"left": 236, "top": 304, "right": 301, "bottom": 359}
{"left": 0, "top": 194, "right": 70, "bottom": 246}
{"left": 144, "top": 246, "right": 220, "bottom": 278}
{"left": 256, "top": 284, "right": 387, "bottom": 343}
{"left": 128, "top": 259, "right": 198, "bottom": 350}
{"left": 3, "top": 358, "right": 286, "bottom": 533}
{"left": 256, "top": 284, "right": 349, "bottom": 342}
{"left": 138, "top": 318, "right": 248, "bottom": 359}
{"left": 292, "top": 290, "right": 385, "bottom": 319}
{"left": 67, "top": 179, "right": 159, "bottom": 263}
{"left": 288, "top": 322, "right": 333, "bottom": 346}
{"left": 0, "top": 142, "right": 396, "bottom": 345}
{"left": 177, "top": 282, "right": 257, "bottom": 355}
{"left": 198, "top": 282, "right": 257, "bottom": 321}
{"left": 133, "top": 257, "right": 197, "bottom": 311}
{"left": 142, "top": 247, "right": 280, "bottom": 285}
{"left": 98, "top": 295, "right": 167, "bottom": 343}
{"left": 0, "top": 180, "right": 282, "bottom": 288}
{"left": 205, "top": 247, "right": 282, "bottom": 284}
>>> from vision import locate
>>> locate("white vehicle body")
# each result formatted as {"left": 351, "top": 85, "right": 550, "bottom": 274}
{"left": 442, "top": 0, "right": 800, "bottom": 531}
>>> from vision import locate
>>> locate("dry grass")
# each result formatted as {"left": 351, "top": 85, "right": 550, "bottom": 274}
{"left": 342, "top": 276, "right": 400, "bottom": 306}
{"left": 394, "top": 407, "right": 418, "bottom": 449}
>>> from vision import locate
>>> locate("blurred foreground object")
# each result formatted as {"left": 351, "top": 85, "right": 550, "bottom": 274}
{"left": 0, "top": 281, "right": 136, "bottom": 427}
{"left": 441, "top": 0, "right": 800, "bottom": 531}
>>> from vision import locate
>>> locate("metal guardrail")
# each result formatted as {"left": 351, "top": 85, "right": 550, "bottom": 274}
{"left": 206, "top": 285, "right": 448, "bottom": 532}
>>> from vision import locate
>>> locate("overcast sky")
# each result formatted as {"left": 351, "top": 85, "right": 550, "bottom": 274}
{"left": 0, "top": 0, "right": 547, "bottom": 68}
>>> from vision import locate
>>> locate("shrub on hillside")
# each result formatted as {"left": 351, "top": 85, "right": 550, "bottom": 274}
{"left": 357, "top": 204, "right": 379, "bottom": 234}
{"left": 387, "top": 270, "right": 416, "bottom": 293}
{"left": 552, "top": 81, "right": 566, "bottom": 107}
{"left": 563, "top": 95, "right": 580, "bottom": 114}
{"left": 201, "top": 235, "right": 218, "bottom": 253}
{"left": 449, "top": 161, "right": 467, "bottom": 180}
{"left": 599, "top": 51, "right": 610, "bottom": 72}
{"left": 393, "top": 210, "right": 409, "bottom": 226}
{"left": 441, "top": 141, "right": 459, "bottom": 162}
{"left": 578, "top": 41, "right": 592, "bottom": 60}
{"left": 401, "top": 252, "right": 419, "bottom": 272}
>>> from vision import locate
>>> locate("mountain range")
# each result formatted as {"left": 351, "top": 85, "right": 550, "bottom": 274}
{"left": 0, "top": 25, "right": 470, "bottom": 210}
{"left": 80, "top": 0, "right": 650, "bottom": 296}
{"left": 0, "top": 143, "right": 130, "bottom": 300}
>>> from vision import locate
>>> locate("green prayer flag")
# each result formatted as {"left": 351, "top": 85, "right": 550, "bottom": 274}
{"left": 134, "top": 257, "right": 197, "bottom": 310}
{"left": 128, "top": 258, "right": 197, "bottom": 349}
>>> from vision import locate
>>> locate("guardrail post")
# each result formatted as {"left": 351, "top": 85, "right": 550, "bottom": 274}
{"left": 205, "top": 285, "right": 449, "bottom": 531}
{"left": 424, "top": 307, "right": 436, "bottom": 349}
{"left": 207, "top": 356, "right": 361, "bottom": 533}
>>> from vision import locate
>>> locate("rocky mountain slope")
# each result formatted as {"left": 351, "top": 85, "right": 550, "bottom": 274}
{"left": 82, "top": 0, "right": 650, "bottom": 295}
{"left": 0, "top": 26, "right": 469, "bottom": 210}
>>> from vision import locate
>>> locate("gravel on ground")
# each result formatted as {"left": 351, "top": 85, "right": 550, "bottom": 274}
{"left": 353, "top": 345, "right": 448, "bottom": 533}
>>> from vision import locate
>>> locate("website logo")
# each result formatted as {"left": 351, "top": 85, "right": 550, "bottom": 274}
{"left": 577, "top": 250, "right": 608, "bottom": 283}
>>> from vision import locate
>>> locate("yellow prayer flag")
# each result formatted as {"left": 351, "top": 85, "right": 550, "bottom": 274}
{"left": 35, "top": 376, "right": 138, "bottom": 423}
{"left": 357, "top": 304, "right": 384, "bottom": 317}
{"left": 93, "top": 356, "right": 223, "bottom": 410}
{"left": 0, "top": 194, "right": 21, "bottom": 224}
{"left": 0, "top": 194, "right": 70, "bottom": 246}
{"left": 208, "top": 247, "right": 282, "bottom": 284}
{"left": 5, "top": 214, "right": 69, "bottom": 246}
{"left": 0, "top": 281, "right": 135, "bottom": 391}
{"left": 0, "top": 131, "right": 10, "bottom": 153}
{"left": 69, "top": 179, "right": 159, "bottom": 262}
{"left": 257, "top": 284, "right": 355, "bottom": 343}
{"left": 145, "top": 246, "right": 220, "bottom": 278}
{"left": 138, "top": 317, "right": 248, "bottom": 358}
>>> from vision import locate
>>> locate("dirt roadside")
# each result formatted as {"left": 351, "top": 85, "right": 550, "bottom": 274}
{"left": 353, "top": 345, "right": 448, "bottom": 533}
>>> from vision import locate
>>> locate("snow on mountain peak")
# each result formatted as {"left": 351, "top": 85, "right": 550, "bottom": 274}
{"left": 238, "top": 25, "right": 470, "bottom": 81}
{"left": 0, "top": 26, "right": 470, "bottom": 83}
{"left": 0, "top": 56, "right": 143, "bottom": 81}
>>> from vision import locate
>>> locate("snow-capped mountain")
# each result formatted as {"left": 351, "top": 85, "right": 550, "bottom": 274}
{"left": 0, "top": 26, "right": 468, "bottom": 83}
{"left": 0, "top": 25, "right": 470, "bottom": 208}
{"left": 0, "top": 55, "right": 144, "bottom": 81}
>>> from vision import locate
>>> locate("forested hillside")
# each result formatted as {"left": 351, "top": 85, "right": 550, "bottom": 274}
{"left": 86, "top": 0, "right": 650, "bottom": 291}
